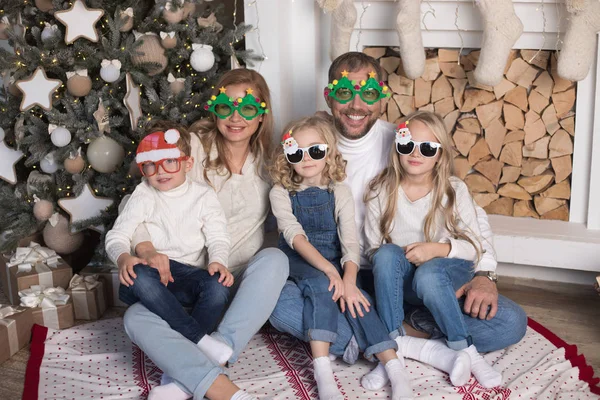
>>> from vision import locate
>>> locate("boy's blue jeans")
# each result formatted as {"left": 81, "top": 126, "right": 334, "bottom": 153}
{"left": 119, "top": 260, "right": 230, "bottom": 343}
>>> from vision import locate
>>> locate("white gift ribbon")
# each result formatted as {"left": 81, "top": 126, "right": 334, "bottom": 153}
{"left": 133, "top": 30, "right": 158, "bottom": 40}
{"left": 19, "top": 286, "right": 70, "bottom": 329}
{"left": 101, "top": 59, "right": 122, "bottom": 69}
{"left": 65, "top": 69, "right": 88, "bottom": 79}
{"left": 0, "top": 305, "right": 23, "bottom": 356}
{"left": 68, "top": 274, "right": 105, "bottom": 319}
{"left": 192, "top": 43, "right": 212, "bottom": 51}
{"left": 6, "top": 242, "right": 61, "bottom": 301}
{"left": 47, "top": 124, "right": 58, "bottom": 134}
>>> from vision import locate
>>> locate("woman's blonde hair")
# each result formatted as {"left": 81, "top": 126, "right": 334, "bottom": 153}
{"left": 269, "top": 115, "right": 346, "bottom": 191}
{"left": 365, "top": 110, "right": 482, "bottom": 261}
{"left": 189, "top": 69, "right": 273, "bottom": 186}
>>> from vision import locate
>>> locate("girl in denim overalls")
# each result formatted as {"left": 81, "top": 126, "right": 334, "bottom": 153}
{"left": 269, "top": 116, "right": 414, "bottom": 400}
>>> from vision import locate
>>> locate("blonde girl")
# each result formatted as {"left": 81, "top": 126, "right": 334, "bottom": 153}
{"left": 364, "top": 110, "right": 502, "bottom": 389}
{"left": 270, "top": 115, "right": 413, "bottom": 400}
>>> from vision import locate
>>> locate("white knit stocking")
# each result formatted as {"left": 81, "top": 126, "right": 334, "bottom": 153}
{"left": 396, "top": 0, "right": 425, "bottom": 79}
{"left": 329, "top": 0, "right": 357, "bottom": 60}
{"left": 558, "top": 0, "right": 600, "bottom": 81}
{"left": 473, "top": 0, "right": 523, "bottom": 86}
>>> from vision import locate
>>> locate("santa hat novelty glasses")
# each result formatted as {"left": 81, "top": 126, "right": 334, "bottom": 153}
{"left": 281, "top": 130, "right": 328, "bottom": 164}
{"left": 325, "top": 70, "right": 391, "bottom": 105}
{"left": 205, "top": 87, "right": 269, "bottom": 120}
{"left": 394, "top": 121, "right": 442, "bottom": 158}
{"left": 136, "top": 129, "right": 189, "bottom": 176}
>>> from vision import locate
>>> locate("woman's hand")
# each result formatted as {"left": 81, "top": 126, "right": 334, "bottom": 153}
{"left": 340, "top": 281, "right": 371, "bottom": 318}
{"left": 208, "top": 262, "right": 234, "bottom": 287}
{"left": 405, "top": 242, "right": 450, "bottom": 266}
{"left": 324, "top": 266, "right": 344, "bottom": 302}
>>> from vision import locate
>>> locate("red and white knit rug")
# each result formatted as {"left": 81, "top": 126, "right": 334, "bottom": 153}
{"left": 23, "top": 318, "right": 600, "bottom": 399}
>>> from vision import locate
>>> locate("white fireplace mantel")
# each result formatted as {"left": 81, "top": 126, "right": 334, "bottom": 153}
{"left": 244, "top": 0, "right": 600, "bottom": 279}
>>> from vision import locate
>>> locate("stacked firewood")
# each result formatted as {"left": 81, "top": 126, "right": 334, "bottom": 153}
{"left": 366, "top": 47, "right": 575, "bottom": 221}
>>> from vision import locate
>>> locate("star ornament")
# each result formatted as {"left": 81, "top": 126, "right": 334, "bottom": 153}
{"left": 123, "top": 73, "right": 142, "bottom": 130}
{"left": 368, "top": 71, "right": 377, "bottom": 78}
{"left": 58, "top": 184, "right": 114, "bottom": 232}
{"left": 219, "top": 86, "right": 227, "bottom": 93}
{"left": 341, "top": 70, "right": 349, "bottom": 77}
{"left": 16, "top": 67, "right": 62, "bottom": 111}
{"left": 0, "top": 141, "right": 24, "bottom": 185}
{"left": 54, "top": 0, "right": 104, "bottom": 45}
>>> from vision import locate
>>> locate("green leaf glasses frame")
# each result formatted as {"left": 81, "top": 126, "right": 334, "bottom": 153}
{"left": 324, "top": 70, "right": 391, "bottom": 105}
{"left": 205, "top": 87, "right": 269, "bottom": 120}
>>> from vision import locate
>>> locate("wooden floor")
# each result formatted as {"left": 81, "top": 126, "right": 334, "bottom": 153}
{"left": 0, "top": 278, "right": 598, "bottom": 399}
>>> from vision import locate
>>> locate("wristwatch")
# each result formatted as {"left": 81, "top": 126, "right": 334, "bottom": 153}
{"left": 474, "top": 271, "right": 498, "bottom": 283}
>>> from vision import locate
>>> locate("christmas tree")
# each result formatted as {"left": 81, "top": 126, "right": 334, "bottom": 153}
{"left": 0, "top": 0, "right": 259, "bottom": 262}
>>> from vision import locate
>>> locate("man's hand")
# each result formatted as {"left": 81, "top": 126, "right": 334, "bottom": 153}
{"left": 144, "top": 251, "right": 173, "bottom": 286}
{"left": 208, "top": 262, "right": 234, "bottom": 287}
{"left": 117, "top": 253, "right": 147, "bottom": 287}
{"left": 340, "top": 281, "right": 371, "bottom": 318}
{"left": 455, "top": 276, "right": 498, "bottom": 320}
{"left": 405, "top": 242, "right": 450, "bottom": 266}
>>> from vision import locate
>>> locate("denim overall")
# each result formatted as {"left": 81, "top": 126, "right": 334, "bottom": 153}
{"left": 279, "top": 187, "right": 396, "bottom": 359}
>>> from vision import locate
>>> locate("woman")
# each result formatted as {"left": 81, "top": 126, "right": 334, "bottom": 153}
{"left": 122, "top": 69, "right": 289, "bottom": 400}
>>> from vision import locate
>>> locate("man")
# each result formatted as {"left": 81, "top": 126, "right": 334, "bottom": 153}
{"left": 269, "top": 52, "right": 527, "bottom": 364}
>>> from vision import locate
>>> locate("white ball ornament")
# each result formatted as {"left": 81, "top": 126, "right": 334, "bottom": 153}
{"left": 41, "top": 23, "right": 59, "bottom": 43}
{"left": 40, "top": 152, "right": 59, "bottom": 174}
{"left": 0, "top": 127, "right": 4, "bottom": 142}
{"left": 50, "top": 126, "right": 71, "bottom": 147}
{"left": 87, "top": 135, "right": 125, "bottom": 173}
{"left": 190, "top": 44, "right": 215, "bottom": 72}
{"left": 100, "top": 59, "right": 121, "bottom": 83}
{"left": 33, "top": 199, "right": 54, "bottom": 221}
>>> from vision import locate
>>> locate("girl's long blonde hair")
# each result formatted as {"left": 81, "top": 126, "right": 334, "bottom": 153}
{"left": 366, "top": 111, "right": 482, "bottom": 261}
{"left": 189, "top": 69, "right": 273, "bottom": 186}
{"left": 269, "top": 116, "right": 346, "bottom": 191}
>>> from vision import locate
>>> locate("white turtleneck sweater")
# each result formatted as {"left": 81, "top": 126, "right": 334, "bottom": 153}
{"left": 106, "top": 177, "right": 230, "bottom": 269}
{"left": 336, "top": 119, "right": 497, "bottom": 272}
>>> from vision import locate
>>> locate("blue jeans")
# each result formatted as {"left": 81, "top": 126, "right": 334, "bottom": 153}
{"left": 124, "top": 248, "right": 289, "bottom": 399}
{"left": 119, "top": 260, "right": 230, "bottom": 343}
{"left": 373, "top": 244, "right": 474, "bottom": 350}
{"left": 270, "top": 244, "right": 527, "bottom": 354}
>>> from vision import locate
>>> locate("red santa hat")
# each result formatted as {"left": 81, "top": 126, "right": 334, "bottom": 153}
{"left": 136, "top": 129, "right": 182, "bottom": 164}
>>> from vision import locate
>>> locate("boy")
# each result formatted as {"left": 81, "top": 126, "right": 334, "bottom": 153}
{"left": 105, "top": 122, "right": 233, "bottom": 365}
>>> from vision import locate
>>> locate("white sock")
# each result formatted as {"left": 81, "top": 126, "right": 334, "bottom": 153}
{"left": 361, "top": 362, "right": 388, "bottom": 391}
{"left": 385, "top": 358, "right": 414, "bottom": 400}
{"left": 148, "top": 383, "right": 190, "bottom": 400}
{"left": 396, "top": 0, "right": 425, "bottom": 79}
{"left": 464, "top": 345, "right": 503, "bottom": 388}
{"left": 313, "top": 356, "right": 344, "bottom": 400}
{"left": 230, "top": 390, "right": 259, "bottom": 400}
{"left": 197, "top": 334, "right": 233, "bottom": 366}
{"left": 328, "top": 353, "right": 338, "bottom": 361}
{"left": 396, "top": 336, "right": 471, "bottom": 387}
{"left": 557, "top": 0, "right": 600, "bottom": 80}
{"left": 473, "top": 0, "right": 524, "bottom": 86}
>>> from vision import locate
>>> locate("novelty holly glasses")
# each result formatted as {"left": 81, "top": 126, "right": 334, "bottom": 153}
{"left": 396, "top": 141, "right": 442, "bottom": 158}
{"left": 139, "top": 156, "right": 190, "bottom": 177}
{"left": 285, "top": 144, "right": 329, "bottom": 164}
{"left": 205, "top": 90, "right": 268, "bottom": 120}
{"left": 325, "top": 71, "right": 391, "bottom": 105}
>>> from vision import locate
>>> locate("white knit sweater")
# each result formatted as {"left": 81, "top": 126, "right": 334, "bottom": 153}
{"left": 106, "top": 178, "right": 230, "bottom": 269}
{"left": 364, "top": 176, "right": 483, "bottom": 262}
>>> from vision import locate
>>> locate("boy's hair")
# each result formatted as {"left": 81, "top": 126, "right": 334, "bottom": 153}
{"left": 328, "top": 52, "right": 383, "bottom": 82}
{"left": 144, "top": 120, "right": 191, "bottom": 156}
{"left": 365, "top": 110, "right": 482, "bottom": 261}
{"left": 189, "top": 69, "right": 273, "bottom": 186}
{"left": 269, "top": 115, "right": 346, "bottom": 191}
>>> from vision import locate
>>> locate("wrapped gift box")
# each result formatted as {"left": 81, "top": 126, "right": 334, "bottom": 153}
{"left": 80, "top": 264, "right": 127, "bottom": 307}
{"left": 66, "top": 274, "right": 107, "bottom": 320}
{"left": 0, "top": 305, "right": 33, "bottom": 364}
{"left": 19, "top": 286, "right": 75, "bottom": 330}
{"left": 1, "top": 242, "right": 73, "bottom": 305}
